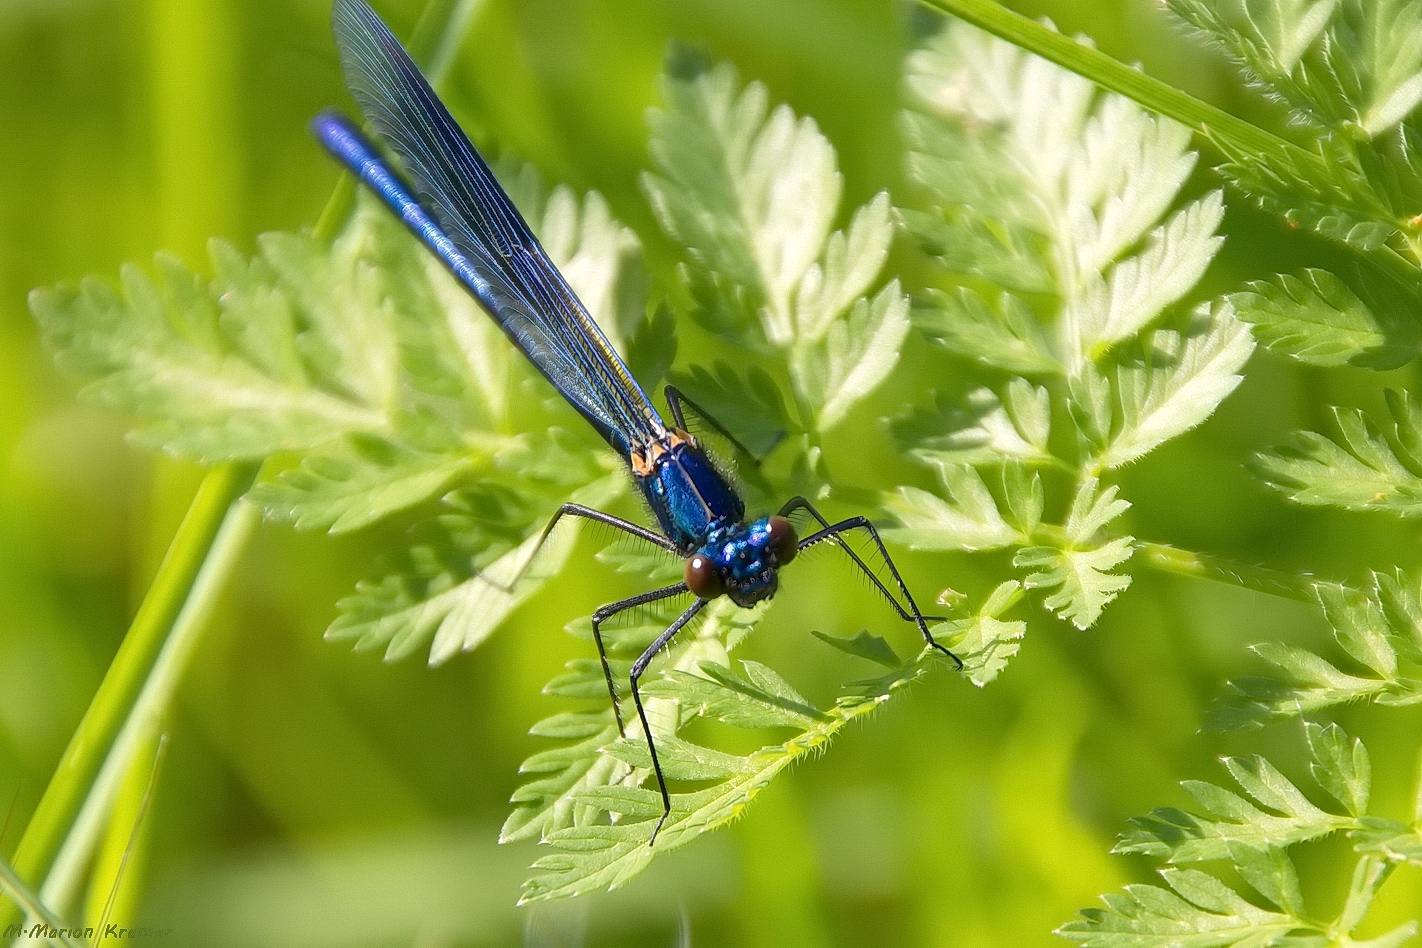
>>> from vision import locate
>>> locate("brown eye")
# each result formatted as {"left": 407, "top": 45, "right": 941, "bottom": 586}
{"left": 685, "top": 554, "right": 726, "bottom": 599}
{"left": 767, "top": 516, "right": 798, "bottom": 565}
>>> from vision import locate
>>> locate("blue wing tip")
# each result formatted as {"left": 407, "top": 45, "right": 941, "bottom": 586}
{"left": 332, "top": 0, "right": 393, "bottom": 54}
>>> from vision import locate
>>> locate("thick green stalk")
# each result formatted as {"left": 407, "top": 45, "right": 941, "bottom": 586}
{"left": 85, "top": 733, "right": 170, "bottom": 946}
{"left": 0, "top": 859, "right": 85, "bottom": 948}
{"left": 39, "top": 496, "right": 256, "bottom": 923}
{"left": 1, "top": 462, "right": 258, "bottom": 929}
{"left": 916, "top": 0, "right": 1313, "bottom": 167}
{"left": 1137, "top": 541, "right": 1317, "bottom": 602}
{"left": 916, "top": 0, "right": 1422, "bottom": 282}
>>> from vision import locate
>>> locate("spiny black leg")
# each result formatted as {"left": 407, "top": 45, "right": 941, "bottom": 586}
{"left": 506, "top": 502, "right": 678, "bottom": 592}
{"left": 778, "top": 496, "right": 944, "bottom": 621}
{"left": 629, "top": 597, "right": 708, "bottom": 845}
{"left": 777, "top": 497, "right": 921, "bottom": 623}
{"left": 789, "top": 498, "right": 963, "bottom": 670}
{"left": 589, "top": 582, "right": 691, "bottom": 736}
{"left": 664, "top": 385, "right": 774, "bottom": 465}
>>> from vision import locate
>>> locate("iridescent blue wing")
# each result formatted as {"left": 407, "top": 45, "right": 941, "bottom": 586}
{"left": 316, "top": 0, "right": 663, "bottom": 455}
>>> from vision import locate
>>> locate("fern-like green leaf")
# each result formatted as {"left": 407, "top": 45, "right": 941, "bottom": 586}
{"left": 1092, "top": 303, "right": 1255, "bottom": 469}
{"left": 938, "top": 580, "right": 1027, "bottom": 686}
{"left": 809, "top": 629, "right": 904, "bottom": 669}
{"left": 510, "top": 572, "right": 1018, "bottom": 900}
{"left": 1230, "top": 268, "right": 1422, "bottom": 369}
{"left": 1073, "top": 193, "right": 1225, "bottom": 355}
{"left": 1352, "top": 822, "right": 1422, "bottom": 864}
{"left": 1218, "top": 139, "right": 1401, "bottom": 253}
{"left": 643, "top": 661, "right": 829, "bottom": 730}
{"left": 884, "top": 464, "right": 1029, "bottom": 552}
{"left": 644, "top": 57, "right": 908, "bottom": 432}
{"left": 1014, "top": 540, "right": 1133, "bottom": 630}
{"left": 1168, "top": 0, "right": 1422, "bottom": 257}
{"left": 1210, "top": 574, "right": 1422, "bottom": 728}
{"left": 903, "top": 23, "right": 1225, "bottom": 376}
{"left": 1059, "top": 866, "right": 1305, "bottom": 946}
{"left": 34, "top": 160, "right": 653, "bottom": 672}
{"left": 1117, "top": 755, "right": 1349, "bottom": 861}
{"left": 516, "top": 631, "right": 950, "bottom": 901}
{"left": 250, "top": 434, "right": 479, "bottom": 533}
{"left": 1305, "top": 721, "right": 1371, "bottom": 818}
{"left": 795, "top": 279, "right": 911, "bottom": 431}
{"left": 1013, "top": 480, "right": 1133, "bottom": 629}
{"left": 894, "top": 23, "right": 1243, "bottom": 638}
{"left": 668, "top": 361, "right": 792, "bottom": 459}
{"left": 1252, "top": 390, "right": 1422, "bottom": 514}
{"left": 502, "top": 601, "right": 751, "bottom": 849}
{"left": 645, "top": 58, "right": 836, "bottom": 331}
{"left": 898, "top": 380, "right": 1055, "bottom": 470}
{"left": 328, "top": 475, "right": 623, "bottom": 665}
{"left": 30, "top": 232, "right": 393, "bottom": 461}
{"left": 911, "top": 286, "right": 1059, "bottom": 375}
{"left": 1067, "top": 723, "right": 1418, "bottom": 945}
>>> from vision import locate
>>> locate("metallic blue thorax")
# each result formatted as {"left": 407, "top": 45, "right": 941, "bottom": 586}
{"left": 633, "top": 433, "right": 780, "bottom": 606}
{"left": 633, "top": 432, "right": 745, "bottom": 554}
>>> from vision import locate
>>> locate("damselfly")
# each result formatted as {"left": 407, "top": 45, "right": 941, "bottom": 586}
{"left": 314, "top": 0, "right": 959, "bottom": 843}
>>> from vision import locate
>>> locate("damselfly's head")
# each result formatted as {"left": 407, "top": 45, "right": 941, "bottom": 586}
{"left": 685, "top": 516, "right": 798, "bottom": 608}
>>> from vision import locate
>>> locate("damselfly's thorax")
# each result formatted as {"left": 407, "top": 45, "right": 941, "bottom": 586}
{"left": 627, "top": 427, "right": 797, "bottom": 604}
{"left": 630, "top": 428, "right": 745, "bottom": 554}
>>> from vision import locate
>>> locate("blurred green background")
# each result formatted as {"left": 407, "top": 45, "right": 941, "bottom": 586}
{"left": 3, "top": 0, "right": 1421, "bottom": 945}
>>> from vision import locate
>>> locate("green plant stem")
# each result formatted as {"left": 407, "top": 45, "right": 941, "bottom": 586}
{"left": 0, "top": 462, "right": 258, "bottom": 930}
{"left": 88, "top": 733, "right": 170, "bottom": 946}
{"left": 1137, "top": 541, "right": 1317, "bottom": 602}
{"left": 916, "top": 0, "right": 1422, "bottom": 284}
{"left": 916, "top": 0, "right": 1311, "bottom": 164}
{"left": 43, "top": 499, "right": 255, "bottom": 921}
{"left": 0, "top": 859, "right": 85, "bottom": 948}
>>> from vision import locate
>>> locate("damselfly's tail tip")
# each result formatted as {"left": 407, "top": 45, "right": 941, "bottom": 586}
{"left": 311, "top": 110, "right": 355, "bottom": 142}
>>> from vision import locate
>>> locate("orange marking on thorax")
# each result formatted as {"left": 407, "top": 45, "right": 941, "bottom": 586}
{"left": 628, "top": 429, "right": 696, "bottom": 477}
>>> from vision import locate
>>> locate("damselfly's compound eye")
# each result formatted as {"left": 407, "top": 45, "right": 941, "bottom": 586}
{"left": 767, "top": 515, "right": 797, "bottom": 565}
{"left": 685, "top": 553, "right": 726, "bottom": 599}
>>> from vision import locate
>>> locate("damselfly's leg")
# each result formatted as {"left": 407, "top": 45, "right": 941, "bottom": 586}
{"left": 629, "top": 597, "right": 709, "bottom": 845}
{"left": 505, "top": 504, "right": 689, "bottom": 733}
{"left": 664, "top": 385, "right": 781, "bottom": 465}
{"left": 784, "top": 496, "right": 962, "bottom": 669}
{"left": 507, "top": 502, "right": 678, "bottom": 592}
{"left": 778, "top": 496, "right": 926, "bottom": 622}
{"left": 589, "top": 582, "right": 690, "bottom": 736}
